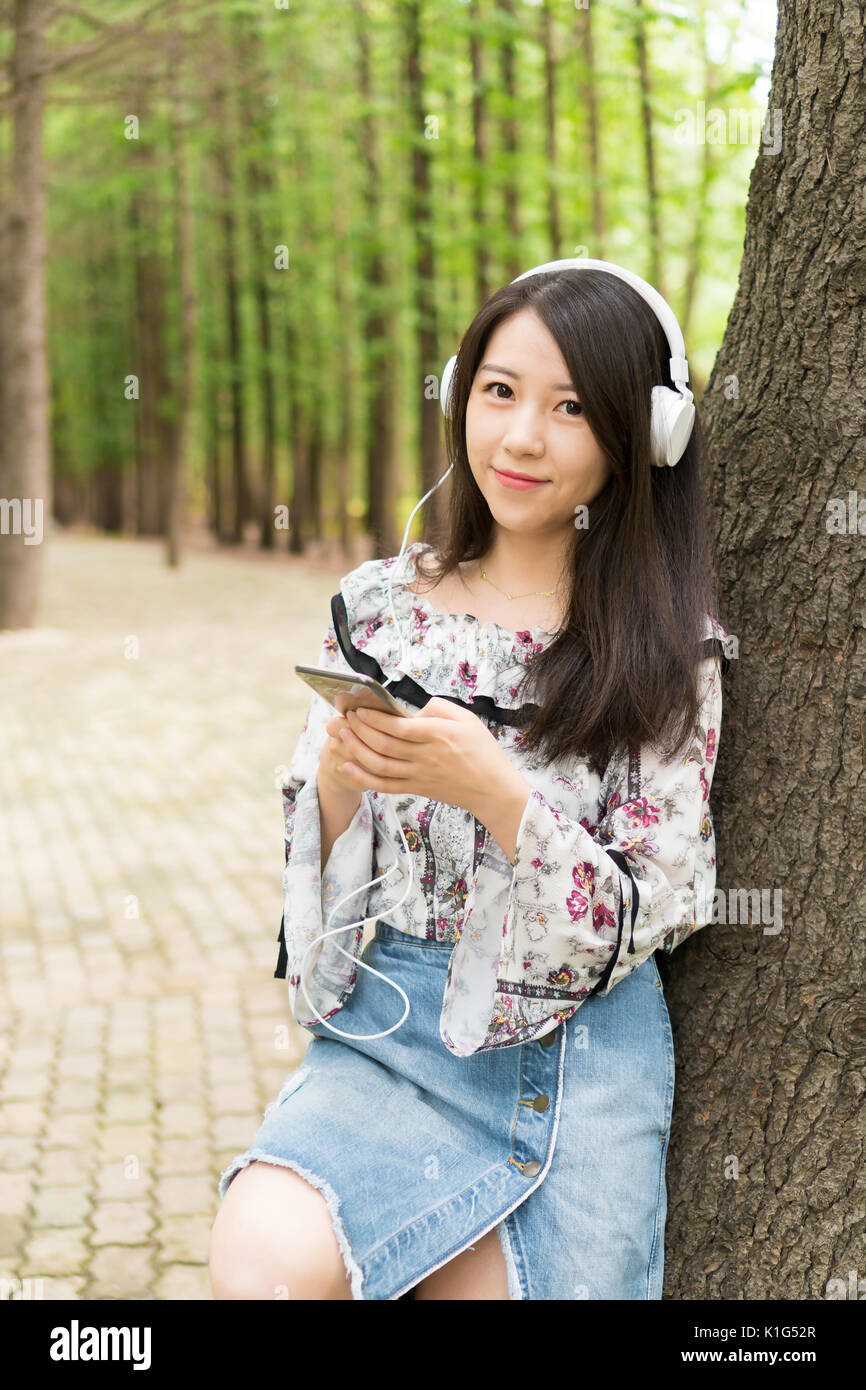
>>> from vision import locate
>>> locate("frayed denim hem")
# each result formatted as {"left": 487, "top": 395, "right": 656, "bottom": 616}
{"left": 217, "top": 1148, "right": 366, "bottom": 1300}
{"left": 496, "top": 1217, "right": 524, "bottom": 1300}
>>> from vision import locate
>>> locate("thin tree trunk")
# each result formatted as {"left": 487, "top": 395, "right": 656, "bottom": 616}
{"left": 497, "top": 0, "right": 522, "bottom": 282}
{"left": 632, "top": 0, "right": 664, "bottom": 295}
{"left": 324, "top": 35, "right": 357, "bottom": 559}
{"left": 165, "top": 6, "right": 197, "bottom": 569}
{"left": 680, "top": 2, "right": 715, "bottom": 347}
{"left": 541, "top": 0, "right": 561, "bottom": 257}
{"left": 404, "top": 0, "right": 442, "bottom": 542}
{"left": 210, "top": 77, "right": 247, "bottom": 545}
{"left": 574, "top": 0, "right": 606, "bottom": 257}
{"left": 0, "top": 0, "right": 50, "bottom": 629}
{"left": 128, "top": 93, "right": 171, "bottom": 537}
{"left": 235, "top": 10, "right": 278, "bottom": 552}
{"left": 284, "top": 45, "right": 312, "bottom": 558}
{"left": 469, "top": 0, "right": 491, "bottom": 308}
{"left": 205, "top": 403, "right": 222, "bottom": 539}
{"left": 355, "top": 0, "right": 398, "bottom": 558}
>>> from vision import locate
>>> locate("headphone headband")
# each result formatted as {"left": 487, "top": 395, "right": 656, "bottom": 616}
{"left": 510, "top": 258, "right": 690, "bottom": 387}
{"left": 439, "top": 257, "right": 696, "bottom": 466}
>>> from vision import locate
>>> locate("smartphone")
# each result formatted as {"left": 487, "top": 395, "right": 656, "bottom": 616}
{"left": 295, "top": 664, "right": 417, "bottom": 718}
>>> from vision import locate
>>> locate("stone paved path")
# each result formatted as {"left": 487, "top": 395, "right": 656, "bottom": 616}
{"left": 0, "top": 528, "right": 372, "bottom": 1300}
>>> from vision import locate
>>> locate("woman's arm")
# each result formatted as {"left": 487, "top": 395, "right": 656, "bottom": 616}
{"left": 439, "top": 651, "right": 724, "bottom": 1056}
{"left": 317, "top": 766, "right": 363, "bottom": 872}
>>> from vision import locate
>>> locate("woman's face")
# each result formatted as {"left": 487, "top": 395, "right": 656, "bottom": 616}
{"left": 464, "top": 309, "right": 612, "bottom": 536}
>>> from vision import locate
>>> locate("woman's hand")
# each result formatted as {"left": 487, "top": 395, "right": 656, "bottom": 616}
{"left": 332, "top": 696, "right": 530, "bottom": 826}
{"left": 320, "top": 708, "right": 367, "bottom": 797}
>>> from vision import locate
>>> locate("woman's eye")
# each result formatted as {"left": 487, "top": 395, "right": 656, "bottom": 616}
{"left": 481, "top": 382, "right": 582, "bottom": 416}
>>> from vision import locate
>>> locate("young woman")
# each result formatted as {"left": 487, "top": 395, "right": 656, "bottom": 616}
{"left": 208, "top": 261, "right": 730, "bottom": 1301}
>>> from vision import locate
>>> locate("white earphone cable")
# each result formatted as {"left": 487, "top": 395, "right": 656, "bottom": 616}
{"left": 296, "top": 465, "right": 454, "bottom": 1040}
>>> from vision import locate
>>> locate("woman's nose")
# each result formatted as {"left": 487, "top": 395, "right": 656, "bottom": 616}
{"left": 502, "top": 424, "right": 545, "bottom": 456}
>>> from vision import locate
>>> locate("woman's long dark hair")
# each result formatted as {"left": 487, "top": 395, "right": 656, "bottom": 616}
{"left": 415, "top": 267, "right": 727, "bottom": 774}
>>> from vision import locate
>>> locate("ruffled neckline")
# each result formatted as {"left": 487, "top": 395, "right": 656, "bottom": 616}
{"left": 394, "top": 541, "right": 561, "bottom": 643}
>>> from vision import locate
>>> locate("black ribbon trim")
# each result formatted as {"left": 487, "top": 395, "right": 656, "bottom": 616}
{"left": 274, "top": 911, "right": 288, "bottom": 980}
{"left": 703, "top": 634, "right": 730, "bottom": 677}
{"left": 330, "top": 591, "right": 542, "bottom": 728}
{"left": 587, "top": 848, "right": 641, "bottom": 996}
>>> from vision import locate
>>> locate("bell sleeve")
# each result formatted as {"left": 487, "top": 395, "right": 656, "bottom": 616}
{"left": 278, "top": 623, "right": 377, "bottom": 1030}
{"left": 439, "top": 651, "right": 724, "bottom": 1057}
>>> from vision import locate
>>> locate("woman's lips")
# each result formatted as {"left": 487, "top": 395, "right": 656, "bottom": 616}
{"left": 493, "top": 468, "right": 547, "bottom": 491}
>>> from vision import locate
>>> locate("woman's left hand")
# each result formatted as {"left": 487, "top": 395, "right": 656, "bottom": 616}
{"left": 336, "top": 696, "right": 528, "bottom": 820}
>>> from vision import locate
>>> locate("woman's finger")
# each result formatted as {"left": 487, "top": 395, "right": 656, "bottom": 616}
{"left": 344, "top": 710, "right": 419, "bottom": 759}
{"left": 340, "top": 725, "right": 414, "bottom": 776}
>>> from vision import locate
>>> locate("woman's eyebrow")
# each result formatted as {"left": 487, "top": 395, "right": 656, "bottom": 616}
{"left": 478, "top": 362, "right": 576, "bottom": 392}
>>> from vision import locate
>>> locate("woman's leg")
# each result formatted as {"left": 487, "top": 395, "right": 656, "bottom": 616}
{"left": 411, "top": 1226, "right": 510, "bottom": 1300}
{"left": 209, "top": 1160, "right": 354, "bottom": 1301}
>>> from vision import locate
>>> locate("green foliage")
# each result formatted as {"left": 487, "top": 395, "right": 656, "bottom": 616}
{"left": 37, "top": 0, "right": 775, "bottom": 531}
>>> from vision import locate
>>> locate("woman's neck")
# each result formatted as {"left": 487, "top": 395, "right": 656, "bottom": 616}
{"left": 475, "top": 530, "right": 570, "bottom": 600}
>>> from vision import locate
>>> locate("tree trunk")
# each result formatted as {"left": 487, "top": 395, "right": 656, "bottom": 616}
{"left": 355, "top": 0, "right": 398, "bottom": 559}
{"left": 234, "top": 9, "right": 278, "bottom": 553}
{"left": 324, "top": 32, "right": 357, "bottom": 559}
{"left": 0, "top": 0, "right": 51, "bottom": 630}
{"left": 128, "top": 93, "right": 171, "bottom": 538}
{"left": 284, "top": 44, "right": 312, "bottom": 559}
{"left": 210, "top": 76, "right": 248, "bottom": 545}
{"left": 573, "top": 0, "right": 606, "bottom": 257}
{"left": 664, "top": 0, "right": 866, "bottom": 1299}
{"left": 497, "top": 0, "right": 523, "bottom": 283}
{"left": 680, "top": 1, "right": 715, "bottom": 347}
{"left": 632, "top": 0, "right": 664, "bottom": 297}
{"left": 469, "top": 0, "right": 491, "bottom": 309}
{"left": 541, "top": 0, "right": 561, "bottom": 258}
{"left": 165, "top": 5, "right": 197, "bottom": 570}
{"left": 404, "top": 0, "right": 443, "bottom": 543}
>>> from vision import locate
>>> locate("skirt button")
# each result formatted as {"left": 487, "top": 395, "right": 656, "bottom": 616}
{"left": 532, "top": 1094, "right": 550, "bottom": 1112}
{"left": 539, "top": 1030, "right": 558, "bottom": 1047}
{"left": 523, "top": 1159, "right": 542, "bottom": 1178}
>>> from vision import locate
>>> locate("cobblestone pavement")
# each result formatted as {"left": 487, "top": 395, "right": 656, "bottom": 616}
{"left": 0, "top": 528, "right": 375, "bottom": 1300}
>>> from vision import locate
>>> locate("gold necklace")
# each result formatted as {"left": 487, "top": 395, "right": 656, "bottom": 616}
{"left": 479, "top": 568, "right": 555, "bottom": 600}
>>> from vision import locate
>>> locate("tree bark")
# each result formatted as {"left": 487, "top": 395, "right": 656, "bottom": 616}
{"left": 403, "top": 0, "right": 443, "bottom": 542}
{"left": 128, "top": 93, "right": 172, "bottom": 537}
{"left": 165, "top": 3, "right": 197, "bottom": 569}
{"left": 541, "top": 0, "right": 561, "bottom": 258}
{"left": 0, "top": 0, "right": 51, "bottom": 630}
{"left": 210, "top": 74, "right": 248, "bottom": 545}
{"left": 573, "top": 0, "right": 606, "bottom": 257}
{"left": 663, "top": 0, "right": 866, "bottom": 1299}
{"left": 680, "top": 2, "right": 715, "bottom": 348}
{"left": 355, "top": 0, "right": 398, "bottom": 559}
{"left": 632, "top": 0, "right": 664, "bottom": 298}
{"left": 234, "top": 9, "right": 279, "bottom": 553}
{"left": 497, "top": 0, "right": 523, "bottom": 283}
{"left": 469, "top": 0, "right": 491, "bottom": 309}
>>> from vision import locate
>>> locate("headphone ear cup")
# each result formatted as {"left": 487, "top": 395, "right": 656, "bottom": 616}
{"left": 650, "top": 386, "right": 695, "bottom": 466}
{"left": 440, "top": 354, "right": 458, "bottom": 419}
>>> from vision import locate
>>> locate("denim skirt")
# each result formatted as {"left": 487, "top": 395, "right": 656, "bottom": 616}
{"left": 217, "top": 919, "right": 675, "bottom": 1300}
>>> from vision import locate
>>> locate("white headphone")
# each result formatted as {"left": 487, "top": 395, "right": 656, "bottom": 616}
{"left": 439, "top": 257, "right": 696, "bottom": 468}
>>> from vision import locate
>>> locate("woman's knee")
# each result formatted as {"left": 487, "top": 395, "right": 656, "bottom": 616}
{"left": 209, "top": 1160, "right": 353, "bottom": 1301}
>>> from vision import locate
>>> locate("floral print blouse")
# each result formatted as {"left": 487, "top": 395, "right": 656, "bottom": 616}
{"left": 278, "top": 540, "right": 728, "bottom": 1058}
